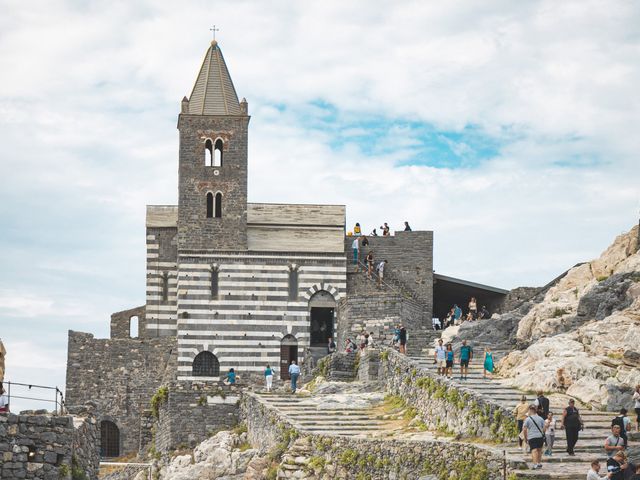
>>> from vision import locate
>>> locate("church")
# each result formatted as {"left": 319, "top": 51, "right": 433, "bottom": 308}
{"left": 65, "top": 40, "right": 507, "bottom": 457}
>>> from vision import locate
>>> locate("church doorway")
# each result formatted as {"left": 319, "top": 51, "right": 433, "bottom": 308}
{"left": 280, "top": 335, "right": 298, "bottom": 380}
{"left": 309, "top": 291, "right": 335, "bottom": 347}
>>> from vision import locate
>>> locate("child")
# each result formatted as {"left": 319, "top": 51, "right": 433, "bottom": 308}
{"left": 225, "top": 368, "right": 236, "bottom": 385}
{"left": 544, "top": 412, "right": 556, "bottom": 456}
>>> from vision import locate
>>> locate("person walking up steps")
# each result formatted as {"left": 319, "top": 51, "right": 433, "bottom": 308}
{"left": 561, "top": 398, "right": 583, "bottom": 456}
{"left": 459, "top": 340, "right": 473, "bottom": 380}
{"left": 483, "top": 347, "right": 494, "bottom": 379}
{"left": 376, "top": 259, "right": 387, "bottom": 287}
{"left": 611, "top": 408, "right": 631, "bottom": 447}
{"left": 523, "top": 404, "right": 546, "bottom": 470}
{"left": 535, "top": 390, "right": 550, "bottom": 419}
{"left": 399, "top": 325, "right": 407, "bottom": 354}
{"left": 289, "top": 360, "right": 301, "bottom": 394}
{"left": 352, "top": 236, "right": 360, "bottom": 270}
{"left": 544, "top": 412, "right": 556, "bottom": 456}
{"left": 513, "top": 396, "right": 529, "bottom": 451}
{"left": 435, "top": 339, "right": 446, "bottom": 375}
{"left": 264, "top": 364, "right": 273, "bottom": 392}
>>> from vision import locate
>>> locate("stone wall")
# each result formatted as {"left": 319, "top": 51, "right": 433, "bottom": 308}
{"left": 347, "top": 231, "right": 434, "bottom": 311}
{"left": 379, "top": 349, "right": 518, "bottom": 442}
{"left": 65, "top": 331, "right": 175, "bottom": 456}
{"left": 356, "top": 349, "right": 380, "bottom": 382}
{"left": 498, "top": 287, "right": 541, "bottom": 313}
{"left": 154, "top": 383, "right": 241, "bottom": 452}
{"left": 242, "top": 393, "right": 511, "bottom": 480}
{"left": 110, "top": 305, "right": 146, "bottom": 339}
{"left": 0, "top": 410, "right": 99, "bottom": 480}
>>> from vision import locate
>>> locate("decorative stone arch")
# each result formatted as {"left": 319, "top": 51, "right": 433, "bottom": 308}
{"left": 307, "top": 289, "right": 337, "bottom": 348}
{"left": 301, "top": 283, "right": 340, "bottom": 302}
{"left": 280, "top": 334, "right": 298, "bottom": 380}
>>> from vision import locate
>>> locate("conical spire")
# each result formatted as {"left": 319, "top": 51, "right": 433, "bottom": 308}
{"left": 187, "top": 40, "right": 242, "bottom": 115}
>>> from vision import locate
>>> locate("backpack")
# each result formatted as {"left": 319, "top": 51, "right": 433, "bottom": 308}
{"left": 537, "top": 396, "right": 550, "bottom": 417}
{"left": 612, "top": 416, "right": 625, "bottom": 432}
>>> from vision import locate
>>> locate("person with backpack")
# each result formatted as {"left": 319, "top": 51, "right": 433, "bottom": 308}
{"left": 605, "top": 425, "right": 626, "bottom": 457}
{"left": 522, "top": 404, "right": 546, "bottom": 470}
{"left": 560, "top": 399, "right": 583, "bottom": 456}
{"left": 611, "top": 408, "right": 631, "bottom": 446}
{"left": 535, "top": 390, "right": 550, "bottom": 418}
{"left": 399, "top": 326, "right": 407, "bottom": 354}
{"left": 459, "top": 340, "right": 473, "bottom": 380}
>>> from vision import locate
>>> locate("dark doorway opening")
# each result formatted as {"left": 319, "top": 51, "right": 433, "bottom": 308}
{"left": 280, "top": 335, "right": 298, "bottom": 380}
{"left": 310, "top": 307, "right": 334, "bottom": 346}
{"left": 100, "top": 420, "right": 120, "bottom": 458}
{"left": 433, "top": 273, "right": 508, "bottom": 322}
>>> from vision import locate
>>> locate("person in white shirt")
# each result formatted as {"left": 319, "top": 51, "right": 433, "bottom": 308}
{"left": 351, "top": 237, "right": 360, "bottom": 270}
{"left": 434, "top": 339, "right": 447, "bottom": 375}
{"left": 633, "top": 385, "right": 640, "bottom": 432}
{"left": 586, "top": 459, "right": 612, "bottom": 480}
{"left": 376, "top": 260, "right": 387, "bottom": 287}
{"left": 367, "top": 332, "right": 375, "bottom": 349}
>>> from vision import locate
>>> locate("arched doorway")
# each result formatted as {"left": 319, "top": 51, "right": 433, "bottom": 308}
{"left": 192, "top": 351, "right": 220, "bottom": 377}
{"left": 280, "top": 334, "right": 298, "bottom": 380}
{"left": 100, "top": 420, "right": 120, "bottom": 458}
{"left": 309, "top": 291, "right": 335, "bottom": 347}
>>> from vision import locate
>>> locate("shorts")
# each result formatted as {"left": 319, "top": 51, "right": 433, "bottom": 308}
{"left": 528, "top": 437, "right": 544, "bottom": 450}
{"left": 400, "top": 340, "right": 406, "bottom": 346}
{"left": 437, "top": 359, "right": 446, "bottom": 368}
{"left": 460, "top": 359, "right": 469, "bottom": 368}
{"left": 446, "top": 360, "right": 453, "bottom": 368}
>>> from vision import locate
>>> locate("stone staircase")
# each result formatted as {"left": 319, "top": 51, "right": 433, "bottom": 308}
{"left": 410, "top": 341, "right": 639, "bottom": 479}
{"left": 253, "top": 392, "right": 395, "bottom": 437}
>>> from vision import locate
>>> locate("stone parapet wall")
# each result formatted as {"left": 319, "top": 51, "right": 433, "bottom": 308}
{"left": 379, "top": 349, "right": 518, "bottom": 442}
{"left": 0, "top": 410, "right": 98, "bottom": 480}
{"left": 242, "top": 393, "right": 510, "bottom": 480}
{"left": 110, "top": 305, "right": 146, "bottom": 339}
{"left": 154, "top": 383, "right": 241, "bottom": 452}
{"left": 356, "top": 349, "right": 380, "bottom": 381}
{"left": 65, "top": 331, "right": 175, "bottom": 456}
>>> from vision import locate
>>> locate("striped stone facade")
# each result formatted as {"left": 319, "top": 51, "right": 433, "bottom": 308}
{"left": 175, "top": 252, "right": 346, "bottom": 380}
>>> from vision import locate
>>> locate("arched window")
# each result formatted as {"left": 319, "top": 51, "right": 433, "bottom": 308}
{"left": 161, "top": 272, "right": 169, "bottom": 302}
{"left": 100, "top": 421, "right": 120, "bottom": 458}
{"left": 213, "top": 139, "right": 223, "bottom": 167}
{"left": 210, "top": 265, "right": 219, "bottom": 298}
{"left": 129, "top": 315, "right": 139, "bottom": 338}
{"left": 192, "top": 351, "right": 220, "bottom": 377}
{"left": 288, "top": 265, "right": 299, "bottom": 301}
{"left": 206, "top": 192, "right": 214, "bottom": 218}
{"left": 215, "top": 192, "right": 222, "bottom": 218}
{"left": 204, "top": 139, "right": 213, "bottom": 167}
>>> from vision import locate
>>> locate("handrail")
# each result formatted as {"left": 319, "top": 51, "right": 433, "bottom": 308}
{"left": 3, "top": 380, "right": 66, "bottom": 414}
{"left": 355, "top": 258, "right": 422, "bottom": 304}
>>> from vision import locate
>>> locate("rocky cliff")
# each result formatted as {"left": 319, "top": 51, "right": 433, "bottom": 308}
{"left": 498, "top": 225, "right": 640, "bottom": 410}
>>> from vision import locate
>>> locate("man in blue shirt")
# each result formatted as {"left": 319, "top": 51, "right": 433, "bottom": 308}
{"left": 288, "top": 360, "right": 301, "bottom": 393}
{"left": 453, "top": 304, "right": 462, "bottom": 324}
{"left": 459, "top": 340, "right": 473, "bottom": 380}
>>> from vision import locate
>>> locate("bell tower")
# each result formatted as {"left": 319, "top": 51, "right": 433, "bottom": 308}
{"left": 177, "top": 40, "right": 250, "bottom": 251}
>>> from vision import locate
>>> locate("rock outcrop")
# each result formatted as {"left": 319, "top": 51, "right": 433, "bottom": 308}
{"left": 498, "top": 225, "right": 640, "bottom": 410}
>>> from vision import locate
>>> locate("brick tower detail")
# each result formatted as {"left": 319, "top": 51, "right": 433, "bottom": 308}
{"left": 177, "top": 40, "right": 250, "bottom": 251}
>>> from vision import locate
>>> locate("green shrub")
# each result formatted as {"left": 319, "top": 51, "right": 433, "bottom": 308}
{"left": 552, "top": 307, "right": 568, "bottom": 318}
{"left": 339, "top": 449, "right": 359, "bottom": 466}
{"left": 150, "top": 386, "right": 169, "bottom": 419}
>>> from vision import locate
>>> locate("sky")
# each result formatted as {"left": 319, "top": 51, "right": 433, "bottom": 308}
{"left": 0, "top": 0, "right": 639, "bottom": 412}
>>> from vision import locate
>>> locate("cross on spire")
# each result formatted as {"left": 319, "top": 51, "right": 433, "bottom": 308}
{"left": 210, "top": 25, "right": 220, "bottom": 41}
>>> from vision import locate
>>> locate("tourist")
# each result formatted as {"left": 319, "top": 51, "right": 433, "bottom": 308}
{"left": 605, "top": 425, "right": 626, "bottom": 457}
{"left": 404, "top": 221, "right": 411, "bottom": 231}
{"left": 459, "top": 340, "right": 473, "bottom": 380}
{"left": 361, "top": 235, "right": 369, "bottom": 248}
{"left": 513, "top": 395, "right": 529, "bottom": 450}
{"left": 399, "top": 326, "right": 407, "bottom": 354}
{"left": 483, "top": 347, "right": 494, "bottom": 379}
{"left": 544, "top": 412, "right": 556, "bottom": 456}
{"left": 522, "top": 404, "right": 546, "bottom": 470}
{"left": 354, "top": 223, "right": 362, "bottom": 236}
{"left": 468, "top": 297, "right": 477, "bottom": 320}
{"left": 479, "top": 305, "right": 490, "bottom": 320}
{"left": 634, "top": 385, "right": 640, "bottom": 432}
{"left": 393, "top": 325, "right": 401, "bottom": 348}
{"left": 364, "top": 332, "right": 370, "bottom": 349}
{"left": 535, "top": 390, "right": 550, "bottom": 419}
{"left": 352, "top": 237, "right": 360, "bottom": 269}
{"left": 434, "top": 339, "right": 447, "bottom": 375}
{"left": 264, "top": 364, "right": 273, "bottom": 392}
{"left": 611, "top": 408, "right": 631, "bottom": 446}
{"left": 0, "top": 383, "right": 8, "bottom": 413}
{"left": 226, "top": 368, "right": 237, "bottom": 385}
{"left": 345, "top": 338, "right": 356, "bottom": 353}
{"left": 432, "top": 316, "right": 441, "bottom": 331}
{"left": 358, "top": 331, "right": 367, "bottom": 351}
{"left": 366, "top": 251, "right": 374, "bottom": 278}
{"left": 371, "top": 228, "right": 378, "bottom": 236}
{"left": 368, "top": 332, "right": 375, "bottom": 349}
{"left": 465, "top": 312, "right": 473, "bottom": 323}
{"left": 586, "top": 460, "right": 611, "bottom": 480}
{"left": 453, "top": 304, "right": 463, "bottom": 324}
{"left": 560, "top": 399, "right": 583, "bottom": 456}
{"left": 376, "top": 259, "right": 387, "bottom": 287}
{"left": 327, "top": 337, "right": 336, "bottom": 354}
{"left": 382, "top": 223, "right": 390, "bottom": 236}
{"left": 445, "top": 309, "right": 454, "bottom": 328}
{"left": 607, "top": 451, "right": 628, "bottom": 480}
{"left": 289, "top": 360, "right": 301, "bottom": 394}
{"left": 445, "top": 344, "right": 454, "bottom": 378}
